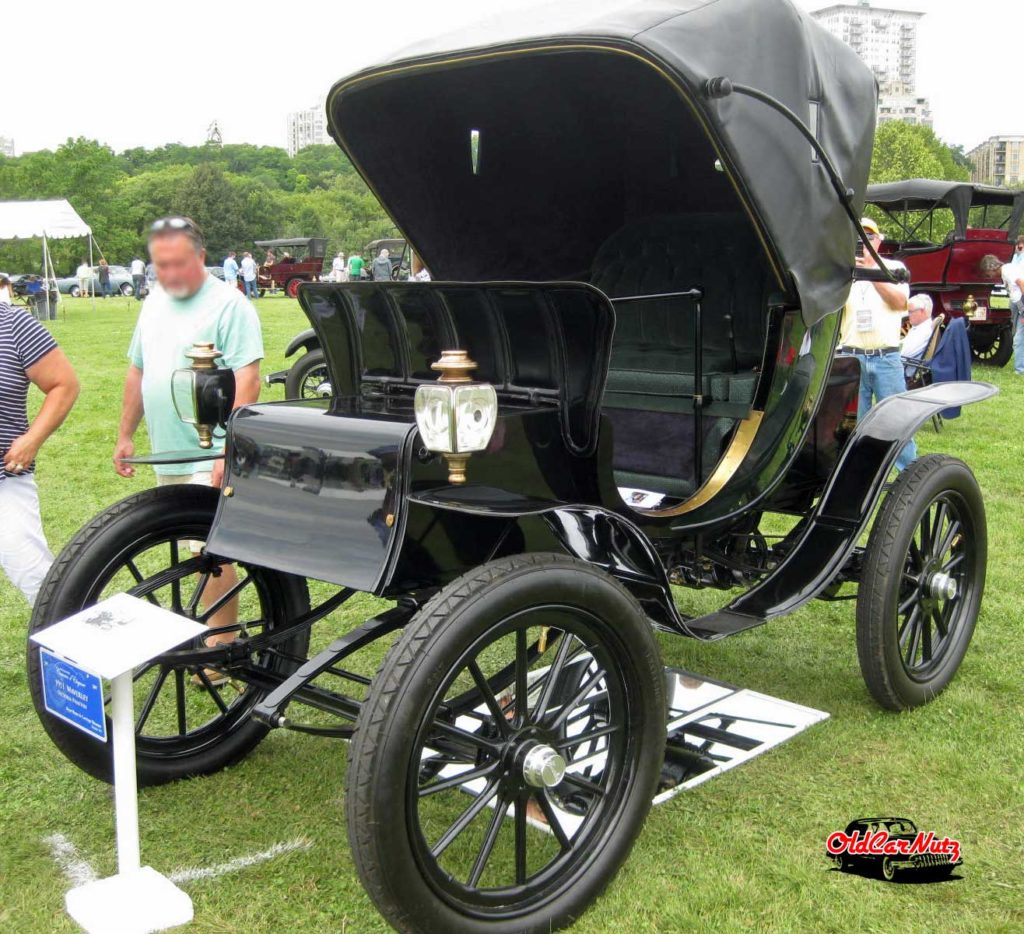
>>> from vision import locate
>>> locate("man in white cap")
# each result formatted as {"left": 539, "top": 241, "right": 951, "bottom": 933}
{"left": 840, "top": 217, "right": 914, "bottom": 470}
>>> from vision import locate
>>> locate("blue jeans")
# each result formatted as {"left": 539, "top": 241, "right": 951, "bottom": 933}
{"left": 857, "top": 351, "right": 916, "bottom": 472}
{"left": 1012, "top": 299, "right": 1024, "bottom": 374}
{"left": 243, "top": 278, "right": 259, "bottom": 299}
{"left": 100, "top": 280, "right": 112, "bottom": 298}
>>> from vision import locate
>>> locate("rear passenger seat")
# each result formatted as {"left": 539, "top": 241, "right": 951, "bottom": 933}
{"left": 590, "top": 213, "right": 770, "bottom": 499}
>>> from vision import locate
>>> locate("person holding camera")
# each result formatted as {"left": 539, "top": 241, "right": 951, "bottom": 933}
{"left": 839, "top": 216, "right": 913, "bottom": 471}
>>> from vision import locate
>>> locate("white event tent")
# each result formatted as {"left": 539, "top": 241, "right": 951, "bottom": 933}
{"left": 0, "top": 199, "right": 95, "bottom": 316}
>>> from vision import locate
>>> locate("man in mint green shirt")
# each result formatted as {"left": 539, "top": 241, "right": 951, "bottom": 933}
{"left": 113, "top": 217, "right": 262, "bottom": 678}
{"left": 348, "top": 252, "right": 365, "bottom": 280}
{"left": 114, "top": 218, "right": 263, "bottom": 486}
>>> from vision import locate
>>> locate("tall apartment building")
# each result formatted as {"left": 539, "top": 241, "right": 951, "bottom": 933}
{"left": 0, "top": 136, "right": 15, "bottom": 158}
{"left": 877, "top": 95, "right": 932, "bottom": 128}
{"left": 286, "top": 105, "right": 327, "bottom": 157}
{"left": 966, "top": 137, "right": 1024, "bottom": 187}
{"left": 812, "top": 1, "right": 930, "bottom": 128}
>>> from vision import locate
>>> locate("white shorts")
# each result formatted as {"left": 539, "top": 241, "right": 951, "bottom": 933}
{"left": 156, "top": 472, "right": 214, "bottom": 551}
{"left": 155, "top": 471, "right": 213, "bottom": 489}
{"left": 0, "top": 475, "right": 54, "bottom": 606}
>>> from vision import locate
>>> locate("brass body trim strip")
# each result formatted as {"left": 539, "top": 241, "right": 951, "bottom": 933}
{"left": 643, "top": 410, "right": 764, "bottom": 518}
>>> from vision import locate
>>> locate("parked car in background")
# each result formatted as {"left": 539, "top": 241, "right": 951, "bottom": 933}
{"left": 866, "top": 179, "right": 1023, "bottom": 366}
{"left": 364, "top": 237, "right": 408, "bottom": 279}
{"left": 55, "top": 265, "right": 136, "bottom": 297}
{"left": 254, "top": 237, "right": 328, "bottom": 297}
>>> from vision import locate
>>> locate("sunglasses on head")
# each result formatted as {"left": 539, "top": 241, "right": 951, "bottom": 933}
{"left": 151, "top": 216, "right": 199, "bottom": 234}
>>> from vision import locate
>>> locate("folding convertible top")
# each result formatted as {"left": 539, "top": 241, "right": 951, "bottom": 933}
{"left": 326, "top": 0, "right": 877, "bottom": 325}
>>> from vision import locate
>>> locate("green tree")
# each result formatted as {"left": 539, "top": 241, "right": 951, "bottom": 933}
{"left": 173, "top": 164, "right": 248, "bottom": 259}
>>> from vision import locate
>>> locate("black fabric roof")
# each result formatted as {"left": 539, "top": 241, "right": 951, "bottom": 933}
{"left": 867, "top": 180, "right": 1024, "bottom": 238}
{"left": 326, "top": 0, "right": 877, "bottom": 325}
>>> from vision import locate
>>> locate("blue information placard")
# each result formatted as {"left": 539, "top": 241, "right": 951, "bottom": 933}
{"left": 39, "top": 647, "right": 107, "bottom": 742}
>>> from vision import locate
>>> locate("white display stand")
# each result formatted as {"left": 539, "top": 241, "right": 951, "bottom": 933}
{"left": 31, "top": 593, "right": 207, "bottom": 934}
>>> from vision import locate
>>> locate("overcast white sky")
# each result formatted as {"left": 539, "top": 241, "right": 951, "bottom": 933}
{"left": 3, "top": 0, "right": 1016, "bottom": 157}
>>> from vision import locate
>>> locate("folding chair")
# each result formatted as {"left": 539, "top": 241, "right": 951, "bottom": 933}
{"left": 902, "top": 316, "right": 946, "bottom": 432}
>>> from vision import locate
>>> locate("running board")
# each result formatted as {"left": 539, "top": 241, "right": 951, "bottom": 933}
{"left": 685, "top": 610, "right": 765, "bottom": 639}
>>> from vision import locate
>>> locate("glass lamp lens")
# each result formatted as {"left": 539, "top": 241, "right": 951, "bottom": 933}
{"left": 453, "top": 384, "right": 497, "bottom": 452}
{"left": 414, "top": 384, "right": 455, "bottom": 453}
{"left": 171, "top": 369, "right": 198, "bottom": 425}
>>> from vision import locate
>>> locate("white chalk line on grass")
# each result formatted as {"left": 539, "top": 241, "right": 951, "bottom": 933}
{"left": 44, "top": 832, "right": 312, "bottom": 887}
{"left": 43, "top": 833, "right": 98, "bottom": 887}
{"left": 168, "top": 837, "right": 312, "bottom": 884}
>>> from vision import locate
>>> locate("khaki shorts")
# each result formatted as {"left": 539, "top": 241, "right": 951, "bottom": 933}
{"left": 156, "top": 472, "right": 214, "bottom": 552}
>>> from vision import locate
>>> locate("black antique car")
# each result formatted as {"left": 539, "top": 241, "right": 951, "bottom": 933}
{"left": 28, "top": 2, "right": 995, "bottom": 931}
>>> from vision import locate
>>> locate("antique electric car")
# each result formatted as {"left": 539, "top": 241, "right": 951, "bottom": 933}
{"left": 28, "top": 2, "right": 996, "bottom": 931}
{"left": 866, "top": 179, "right": 1024, "bottom": 366}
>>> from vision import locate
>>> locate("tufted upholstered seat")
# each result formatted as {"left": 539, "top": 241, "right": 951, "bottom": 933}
{"left": 589, "top": 213, "right": 771, "bottom": 499}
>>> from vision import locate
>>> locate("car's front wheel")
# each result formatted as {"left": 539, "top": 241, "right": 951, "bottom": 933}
{"left": 346, "top": 553, "right": 666, "bottom": 933}
{"left": 284, "top": 349, "right": 330, "bottom": 400}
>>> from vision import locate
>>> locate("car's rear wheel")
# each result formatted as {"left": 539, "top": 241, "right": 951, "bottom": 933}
{"left": 285, "top": 278, "right": 302, "bottom": 298}
{"left": 969, "top": 325, "right": 1013, "bottom": 367}
{"left": 346, "top": 553, "right": 666, "bottom": 933}
{"left": 120, "top": 282, "right": 134, "bottom": 296}
{"left": 857, "top": 455, "right": 986, "bottom": 710}
{"left": 70, "top": 286, "right": 81, "bottom": 298}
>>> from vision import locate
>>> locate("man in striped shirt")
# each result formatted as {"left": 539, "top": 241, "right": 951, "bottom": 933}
{"left": 0, "top": 302, "right": 79, "bottom": 604}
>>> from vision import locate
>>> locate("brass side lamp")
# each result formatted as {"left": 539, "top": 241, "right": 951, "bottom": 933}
{"left": 414, "top": 350, "right": 498, "bottom": 484}
{"left": 172, "top": 342, "right": 236, "bottom": 449}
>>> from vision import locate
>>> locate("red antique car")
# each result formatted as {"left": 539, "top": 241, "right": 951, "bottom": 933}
{"left": 254, "top": 237, "right": 328, "bottom": 297}
{"left": 867, "top": 179, "right": 1024, "bottom": 366}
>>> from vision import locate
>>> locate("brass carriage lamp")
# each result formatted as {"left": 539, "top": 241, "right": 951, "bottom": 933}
{"left": 414, "top": 350, "right": 497, "bottom": 484}
{"left": 172, "top": 342, "right": 236, "bottom": 448}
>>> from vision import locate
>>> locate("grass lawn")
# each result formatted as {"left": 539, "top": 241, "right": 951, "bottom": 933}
{"left": 1, "top": 295, "right": 1022, "bottom": 932}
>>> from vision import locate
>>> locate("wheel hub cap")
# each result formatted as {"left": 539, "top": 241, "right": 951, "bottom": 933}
{"left": 522, "top": 744, "right": 566, "bottom": 788}
{"left": 926, "top": 571, "right": 957, "bottom": 600}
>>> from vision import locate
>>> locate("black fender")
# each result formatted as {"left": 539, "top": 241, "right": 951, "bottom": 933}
{"left": 285, "top": 328, "right": 320, "bottom": 359}
{"left": 686, "top": 381, "right": 997, "bottom": 639}
{"left": 540, "top": 506, "right": 685, "bottom": 634}
{"left": 401, "top": 490, "right": 689, "bottom": 635}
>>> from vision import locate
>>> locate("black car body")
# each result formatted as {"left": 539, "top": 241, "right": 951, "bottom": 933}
{"left": 30, "top": 3, "right": 995, "bottom": 932}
